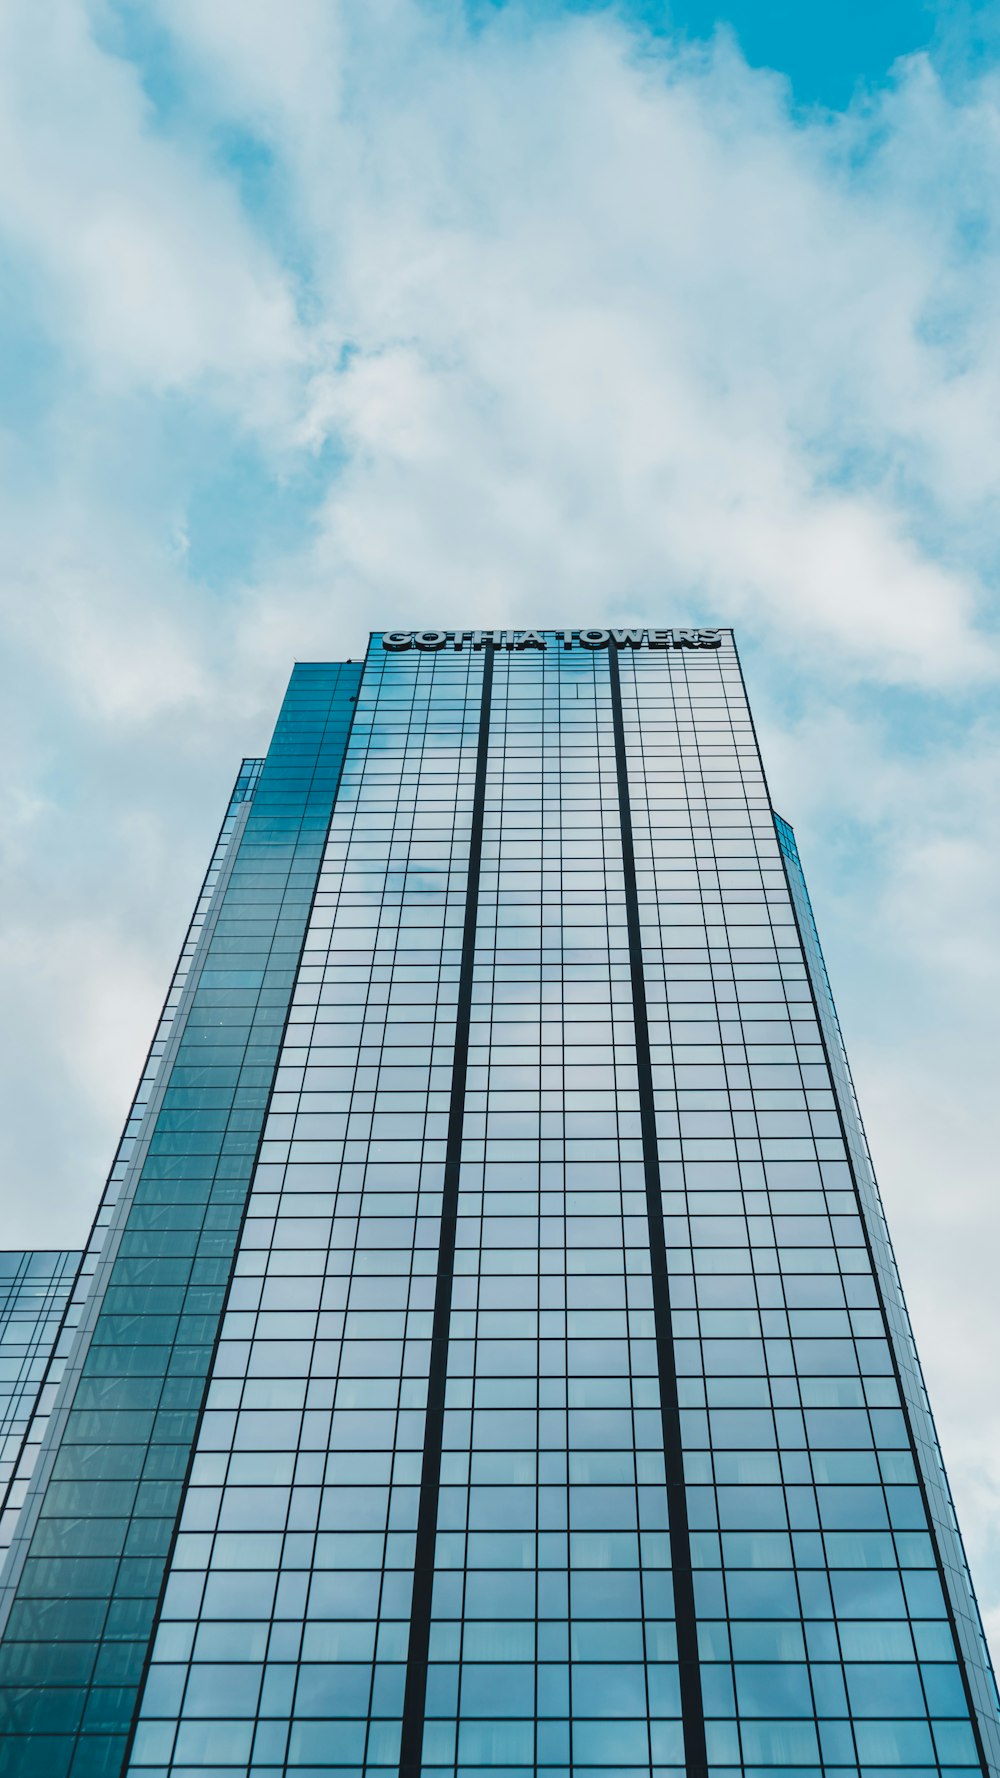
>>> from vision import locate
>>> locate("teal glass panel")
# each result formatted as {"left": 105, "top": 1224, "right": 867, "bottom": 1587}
{"left": 0, "top": 664, "right": 360, "bottom": 1778}
{"left": 0, "top": 759, "right": 261, "bottom": 1573}
{"left": 0, "top": 1253, "right": 80, "bottom": 1510}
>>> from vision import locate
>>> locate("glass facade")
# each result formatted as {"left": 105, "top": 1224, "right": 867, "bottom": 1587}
{"left": 0, "top": 760, "right": 262, "bottom": 1576}
{"left": 0, "top": 1253, "right": 81, "bottom": 1543}
{"left": 0, "top": 630, "right": 996, "bottom": 1778}
{"left": 0, "top": 665, "right": 361, "bottom": 1777}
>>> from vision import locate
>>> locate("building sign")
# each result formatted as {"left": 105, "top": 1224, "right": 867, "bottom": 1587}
{"left": 380, "top": 627, "right": 724, "bottom": 651}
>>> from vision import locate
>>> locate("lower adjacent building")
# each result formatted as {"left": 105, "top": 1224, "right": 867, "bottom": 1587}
{"left": 0, "top": 629, "right": 996, "bottom": 1778}
{"left": 0, "top": 1253, "right": 80, "bottom": 1548}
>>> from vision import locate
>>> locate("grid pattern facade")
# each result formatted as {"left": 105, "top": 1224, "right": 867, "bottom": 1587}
{"left": 120, "top": 633, "right": 998, "bottom": 1778}
{"left": 0, "top": 632, "right": 995, "bottom": 1778}
{"left": 0, "top": 1254, "right": 81, "bottom": 1523}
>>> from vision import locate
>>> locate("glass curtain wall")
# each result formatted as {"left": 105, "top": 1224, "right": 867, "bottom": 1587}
{"left": 411, "top": 643, "right": 686, "bottom": 1777}
{"left": 0, "top": 667, "right": 361, "bottom": 1778}
{"left": 619, "top": 641, "right": 992, "bottom": 1777}
{"left": 0, "top": 761, "right": 261, "bottom": 1573}
{"left": 775, "top": 814, "right": 1000, "bottom": 1772}
{"left": 129, "top": 644, "right": 485, "bottom": 1775}
{"left": 9, "top": 630, "right": 992, "bottom": 1778}
{"left": 0, "top": 1255, "right": 81, "bottom": 1532}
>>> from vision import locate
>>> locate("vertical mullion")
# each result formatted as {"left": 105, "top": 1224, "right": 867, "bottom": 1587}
{"left": 607, "top": 644, "right": 708, "bottom": 1778}
{"left": 399, "top": 646, "right": 494, "bottom": 1778}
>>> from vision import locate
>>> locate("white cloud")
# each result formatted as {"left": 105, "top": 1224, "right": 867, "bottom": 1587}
{"left": 5, "top": 528, "right": 210, "bottom": 723}
{"left": 0, "top": 0, "right": 303, "bottom": 420}
{"left": 760, "top": 689, "right": 1000, "bottom": 1649}
{"left": 147, "top": 4, "right": 999, "bottom": 677}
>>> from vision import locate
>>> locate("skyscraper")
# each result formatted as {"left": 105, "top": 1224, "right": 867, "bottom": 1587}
{"left": 0, "top": 627, "right": 996, "bottom": 1778}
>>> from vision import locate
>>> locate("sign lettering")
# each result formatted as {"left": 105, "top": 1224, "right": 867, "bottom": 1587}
{"left": 381, "top": 628, "right": 724, "bottom": 652}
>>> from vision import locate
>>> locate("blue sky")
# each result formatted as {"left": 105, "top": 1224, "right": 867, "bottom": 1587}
{"left": 477, "top": 0, "right": 947, "bottom": 107}
{"left": 476, "top": 0, "right": 1000, "bottom": 109}
{"left": 1, "top": 0, "right": 1000, "bottom": 1649}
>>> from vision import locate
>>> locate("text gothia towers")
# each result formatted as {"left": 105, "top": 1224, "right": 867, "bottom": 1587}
{"left": 0, "top": 630, "right": 996, "bottom": 1778}
{"left": 380, "top": 628, "right": 723, "bottom": 651}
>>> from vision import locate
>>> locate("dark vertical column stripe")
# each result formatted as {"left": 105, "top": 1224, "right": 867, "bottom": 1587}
{"left": 607, "top": 646, "right": 708, "bottom": 1778}
{"left": 399, "top": 646, "right": 494, "bottom": 1778}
